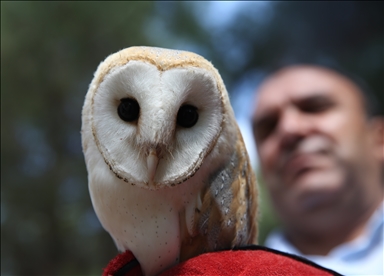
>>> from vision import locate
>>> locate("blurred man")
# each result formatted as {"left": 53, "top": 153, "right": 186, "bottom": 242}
{"left": 251, "top": 64, "right": 383, "bottom": 275}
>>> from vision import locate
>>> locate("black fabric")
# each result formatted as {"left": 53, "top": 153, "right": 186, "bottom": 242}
{"left": 114, "top": 258, "right": 140, "bottom": 276}
{"left": 233, "top": 245, "right": 343, "bottom": 276}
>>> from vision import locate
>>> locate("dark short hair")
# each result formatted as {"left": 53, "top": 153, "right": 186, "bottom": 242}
{"left": 263, "top": 59, "right": 381, "bottom": 118}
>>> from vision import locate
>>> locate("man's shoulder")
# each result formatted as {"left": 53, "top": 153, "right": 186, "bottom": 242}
{"left": 264, "top": 229, "right": 300, "bottom": 255}
{"left": 263, "top": 203, "right": 384, "bottom": 275}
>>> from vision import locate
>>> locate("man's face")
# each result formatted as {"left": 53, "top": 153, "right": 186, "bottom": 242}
{"left": 252, "top": 66, "right": 378, "bottom": 228}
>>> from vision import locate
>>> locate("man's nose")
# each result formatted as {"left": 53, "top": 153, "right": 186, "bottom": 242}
{"left": 277, "top": 107, "right": 312, "bottom": 150}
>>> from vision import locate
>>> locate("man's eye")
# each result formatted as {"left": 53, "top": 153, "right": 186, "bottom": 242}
{"left": 254, "top": 116, "right": 278, "bottom": 142}
{"left": 299, "top": 96, "right": 335, "bottom": 113}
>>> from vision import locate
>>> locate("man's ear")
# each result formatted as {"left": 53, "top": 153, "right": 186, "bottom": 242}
{"left": 369, "top": 116, "right": 384, "bottom": 162}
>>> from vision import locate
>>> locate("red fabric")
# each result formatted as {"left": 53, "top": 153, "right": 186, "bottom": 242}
{"left": 104, "top": 247, "right": 339, "bottom": 276}
{"left": 103, "top": 250, "right": 142, "bottom": 276}
{"left": 161, "top": 250, "right": 334, "bottom": 276}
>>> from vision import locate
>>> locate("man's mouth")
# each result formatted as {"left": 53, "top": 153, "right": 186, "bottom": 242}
{"left": 278, "top": 135, "right": 333, "bottom": 184}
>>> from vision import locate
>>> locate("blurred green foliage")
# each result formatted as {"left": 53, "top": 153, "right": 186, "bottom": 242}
{"left": 1, "top": 2, "right": 382, "bottom": 275}
{"left": 1, "top": 2, "right": 155, "bottom": 275}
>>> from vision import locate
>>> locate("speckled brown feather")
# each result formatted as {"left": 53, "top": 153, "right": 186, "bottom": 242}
{"left": 180, "top": 126, "right": 258, "bottom": 262}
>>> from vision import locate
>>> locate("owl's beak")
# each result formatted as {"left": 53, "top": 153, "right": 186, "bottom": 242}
{"left": 147, "top": 148, "right": 159, "bottom": 185}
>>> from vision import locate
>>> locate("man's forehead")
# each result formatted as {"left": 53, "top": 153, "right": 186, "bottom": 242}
{"left": 253, "top": 66, "right": 361, "bottom": 118}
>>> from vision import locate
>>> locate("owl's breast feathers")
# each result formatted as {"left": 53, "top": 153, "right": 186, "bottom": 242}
{"left": 180, "top": 129, "right": 258, "bottom": 262}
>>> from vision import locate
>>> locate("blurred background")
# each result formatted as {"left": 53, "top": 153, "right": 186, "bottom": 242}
{"left": 1, "top": 1, "right": 383, "bottom": 275}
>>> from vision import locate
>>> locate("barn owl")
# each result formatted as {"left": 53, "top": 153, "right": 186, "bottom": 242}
{"left": 81, "top": 46, "right": 258, "bottom": 276}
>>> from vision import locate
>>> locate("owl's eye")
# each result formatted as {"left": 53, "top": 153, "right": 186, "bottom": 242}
{"left": 177, "top": 105, "right": 198, "bottom": 128}
{"left": 118, "top": 98, "right": 140, "bottom": 122}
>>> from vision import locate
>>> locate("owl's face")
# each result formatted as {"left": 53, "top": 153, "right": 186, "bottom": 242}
{"left": 90, "top": 52, "right": 224, "bottom": 189}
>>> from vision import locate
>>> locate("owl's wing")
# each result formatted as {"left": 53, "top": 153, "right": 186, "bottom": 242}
{"left": 180, "top": 127, "right": 258, "bottom": 261}
{"left": 229, "top": 129, "right": 258, "bottom": 247}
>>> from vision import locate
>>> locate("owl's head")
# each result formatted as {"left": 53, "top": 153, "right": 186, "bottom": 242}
{"left": 83, "top": 46, "right": 231, "bottom": 189}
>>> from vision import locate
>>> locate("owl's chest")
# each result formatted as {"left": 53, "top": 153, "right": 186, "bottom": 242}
{"left": 92, "top": 170, "right": 208, "bottom": 241}
{"left": 89, "top": 175, "right": 205, "bottom": 275}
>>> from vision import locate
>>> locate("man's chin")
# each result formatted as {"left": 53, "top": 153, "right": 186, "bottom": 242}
{"left": 297, "top": 191, "right": 338, "bottom": 211}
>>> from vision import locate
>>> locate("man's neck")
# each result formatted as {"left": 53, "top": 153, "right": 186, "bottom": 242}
{"left": 285, "top": 199, "right": 382, "bottom": 256}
